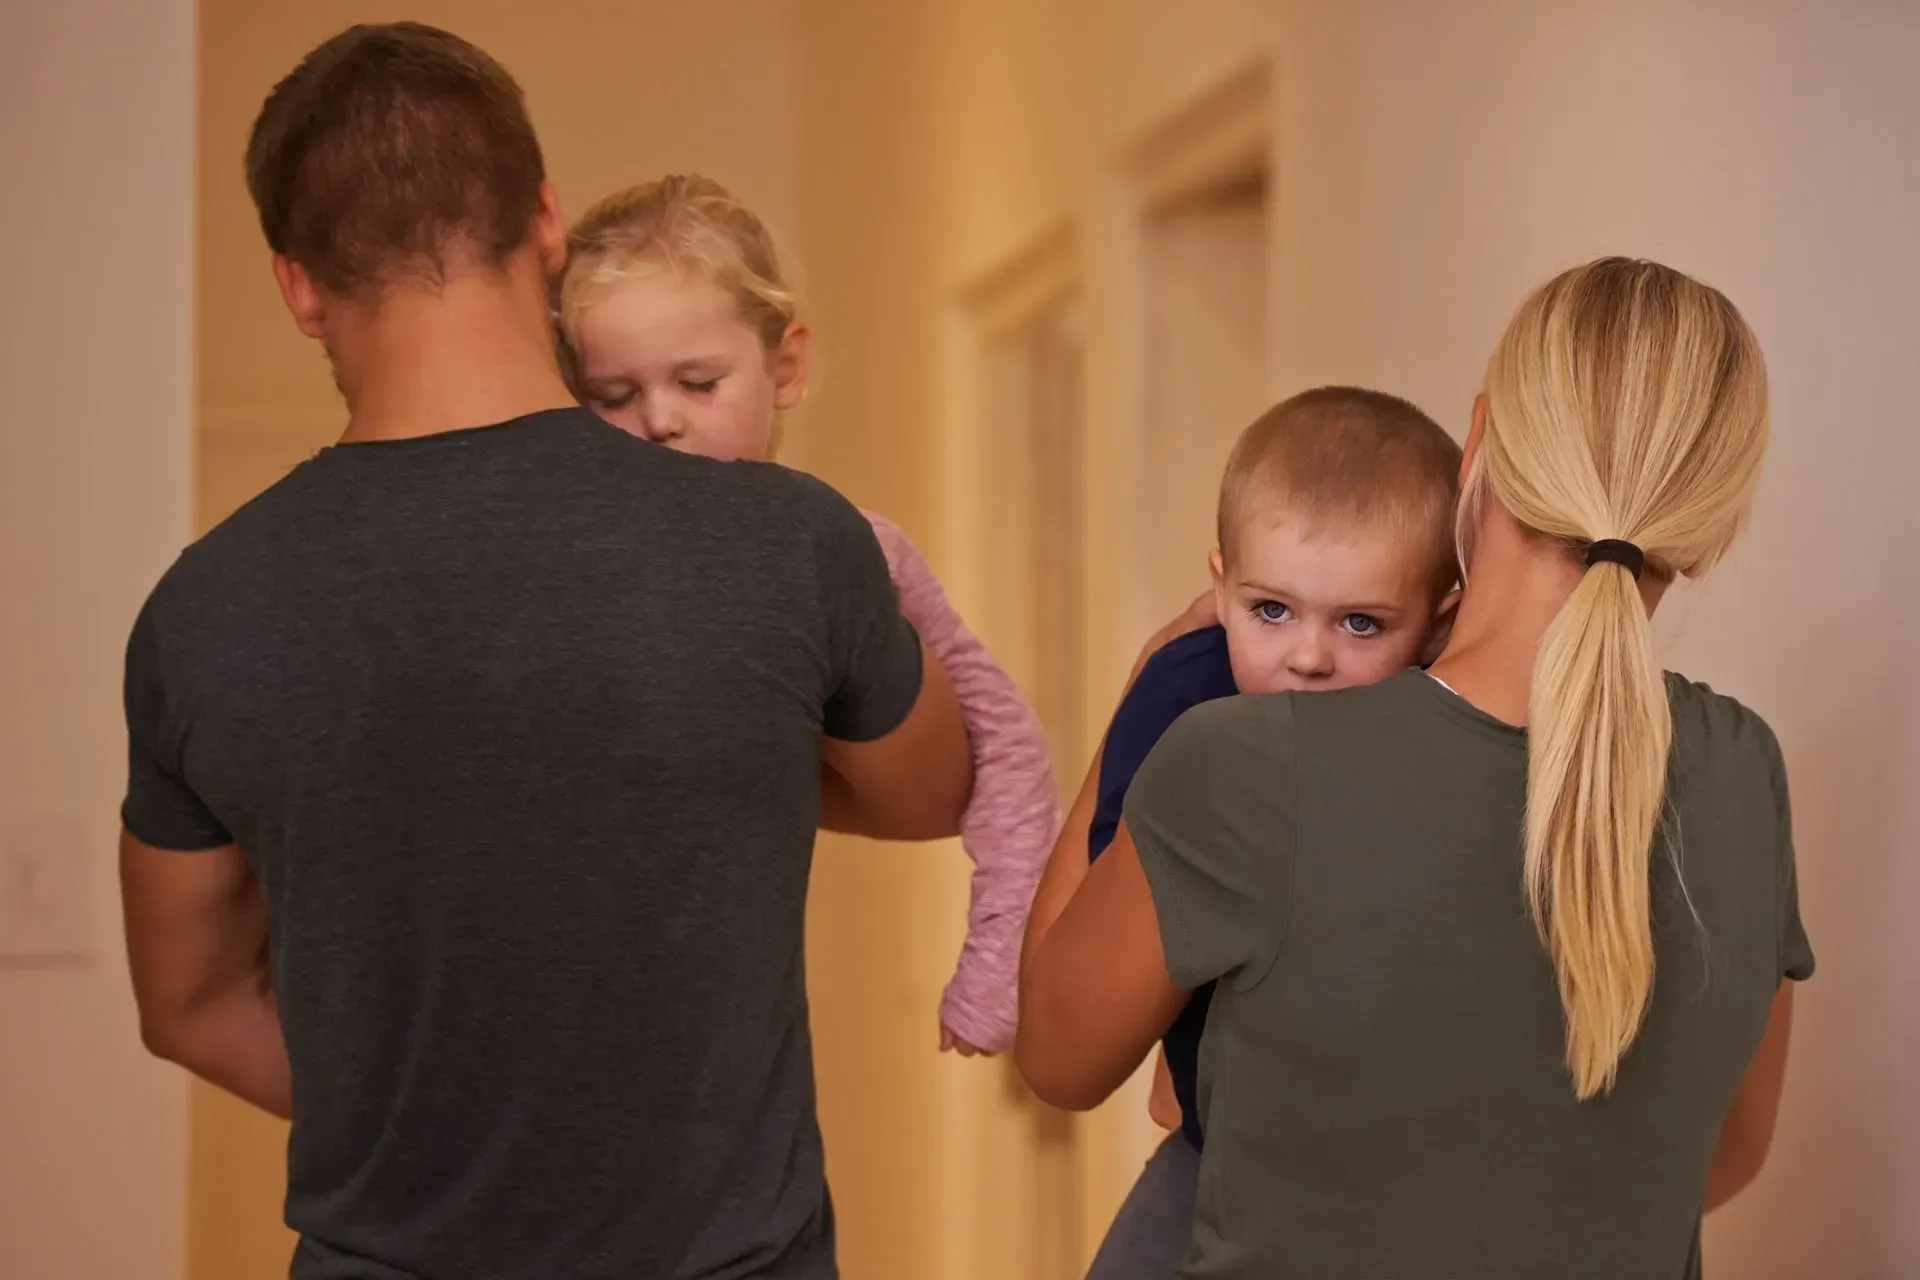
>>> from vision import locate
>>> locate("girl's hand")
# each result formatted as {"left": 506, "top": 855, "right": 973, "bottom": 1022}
{"left": 940, "top": 1020, "right": 995, "bottom": 1058}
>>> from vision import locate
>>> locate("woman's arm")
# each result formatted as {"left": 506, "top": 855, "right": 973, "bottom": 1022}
{"left": 1020, "top": 692, "right": 1295, "bottom": 1112}
{"left": 1018, "top": 820, "right": 1186, "bottom": 1110}
{"left": 1705, "top": 982, "right": 1796, "bottom": 1211}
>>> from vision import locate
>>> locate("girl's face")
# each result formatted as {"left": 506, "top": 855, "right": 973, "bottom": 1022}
{"left": 570, "top": 271, "right": 808, "bottom": 462}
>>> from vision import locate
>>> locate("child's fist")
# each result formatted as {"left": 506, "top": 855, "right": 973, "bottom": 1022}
{"left": 939, "top": 1020, "right": 996, "bottom": 1058}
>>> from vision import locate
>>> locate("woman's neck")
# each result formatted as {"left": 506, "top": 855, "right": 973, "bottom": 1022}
{"left": 1428, "top": 509, "right": 1668, "bottom": 727}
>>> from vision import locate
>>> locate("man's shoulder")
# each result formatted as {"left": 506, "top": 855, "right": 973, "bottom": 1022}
{"left": 155, "top": 456, "right": 334, "bottom": 612}
{"left": 644, "top": 448, "right": 867, "bottom": 538}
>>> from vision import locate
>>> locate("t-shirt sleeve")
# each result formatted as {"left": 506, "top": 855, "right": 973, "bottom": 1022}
{"left": 121, "top": 599, "right": 233, "bottom": 851}
{"left": 807, "top": 482, "right": 925, "bottom": 743}
{"left": 1123, "top": 693, "right": 1295, "bottom": 991}
{"left": 1764, "top": 726, "right": 1815, "bottom": 982}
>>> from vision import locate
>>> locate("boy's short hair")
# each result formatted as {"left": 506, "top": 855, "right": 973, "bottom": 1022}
{"left": 245, "top": 23, "right": 546, "bottom": 299}
{"left": 1218, "top": 386, "right": 1463, "bottom": 597}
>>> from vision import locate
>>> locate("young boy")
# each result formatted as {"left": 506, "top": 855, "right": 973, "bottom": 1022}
{"left": 1072, "top": 385, "right": 1464, "bottom": 1278}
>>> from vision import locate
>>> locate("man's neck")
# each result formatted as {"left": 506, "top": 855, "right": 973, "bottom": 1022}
{"left": 335, "top": 271, "right": 576, "bottom": 444}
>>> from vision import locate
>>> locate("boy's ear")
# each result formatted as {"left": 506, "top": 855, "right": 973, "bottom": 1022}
{"left": 1209, "top": 547, "right": 1230, "bottom": 622}
{"left": 1420, "top": 585, "right": 1463, "bottom": 667}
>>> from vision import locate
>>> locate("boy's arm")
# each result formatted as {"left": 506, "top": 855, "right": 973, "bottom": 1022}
{"left": 862, "top": 513, "right": 1060, "bottom": 1055}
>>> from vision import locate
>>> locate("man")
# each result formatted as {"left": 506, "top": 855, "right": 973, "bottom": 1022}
{"left": 120, "top": 23, "right": 972, "bottom": 1279}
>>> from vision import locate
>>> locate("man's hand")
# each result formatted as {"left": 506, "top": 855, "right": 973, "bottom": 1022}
{"left": 120, "top": 830, "right": 292, "bottom": 1118}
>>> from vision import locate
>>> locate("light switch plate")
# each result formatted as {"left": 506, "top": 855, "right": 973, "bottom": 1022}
{"left": 0, "top": 813, "right": 93, "bottom": 961}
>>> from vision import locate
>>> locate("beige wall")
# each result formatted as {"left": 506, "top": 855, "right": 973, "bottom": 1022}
{"left": 0, "top": 2, "right": 195, "bottom": 1278}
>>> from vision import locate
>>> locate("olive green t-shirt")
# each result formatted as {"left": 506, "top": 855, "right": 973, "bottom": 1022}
{"left": 1125, "top": 670, "right": 1814, "bottom": 1280}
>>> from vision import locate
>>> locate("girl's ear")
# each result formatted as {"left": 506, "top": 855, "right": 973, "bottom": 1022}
{"left": 770, "top": 321, "right": 811, "bottom": 411}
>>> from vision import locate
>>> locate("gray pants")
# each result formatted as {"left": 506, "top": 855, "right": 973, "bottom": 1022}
{"left": 1084, "top": 1131, "right": 1201, "bottom": 1280}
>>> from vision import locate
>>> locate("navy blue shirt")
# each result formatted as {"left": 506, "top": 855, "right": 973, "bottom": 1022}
{"left": 1088, "top": 624, "right": 1238, "bottom": 1151}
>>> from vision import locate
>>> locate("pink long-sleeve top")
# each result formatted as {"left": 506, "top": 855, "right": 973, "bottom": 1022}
{"left": 864, "top": 512, "right": 1060, "bottom": 1053}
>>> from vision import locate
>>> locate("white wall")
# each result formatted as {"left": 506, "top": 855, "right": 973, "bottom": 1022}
{"left": 1269, "top": 2, "right": 1920, "bottom": 1273}
{"left": 0, "top": 2, "right": 196, "bottom": 1277}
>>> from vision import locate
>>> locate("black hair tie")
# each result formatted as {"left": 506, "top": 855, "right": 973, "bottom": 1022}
{"left": 1584, "top": 538, "right": 1646, "bottom": 580}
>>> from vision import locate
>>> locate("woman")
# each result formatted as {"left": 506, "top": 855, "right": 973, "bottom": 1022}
{"left": 1018, "top": 258, "right": 1811, "bottom": 1278}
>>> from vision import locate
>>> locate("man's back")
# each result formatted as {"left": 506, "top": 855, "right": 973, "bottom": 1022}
{"left": 123, "top": 409, "right": 923, "bottom": 1278}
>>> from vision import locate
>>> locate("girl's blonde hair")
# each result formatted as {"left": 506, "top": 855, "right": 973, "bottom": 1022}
{"left": 556, "top": 174, "right": 798, "bottom": 370}
{"left": 1465, "top": 257, "right": 1769, "bottom": 1098}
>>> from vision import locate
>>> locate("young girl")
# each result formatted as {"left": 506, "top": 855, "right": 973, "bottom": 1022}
{"left": 555, "top": 174, "right": 1058, "bottom": 1056}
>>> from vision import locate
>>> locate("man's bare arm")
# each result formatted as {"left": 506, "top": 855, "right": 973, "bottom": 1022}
{"left": 120, "top": 830, "right": 291, "bottom": 1118}
{"left": 819, "top": 643, "right": 972, "bottom": 841}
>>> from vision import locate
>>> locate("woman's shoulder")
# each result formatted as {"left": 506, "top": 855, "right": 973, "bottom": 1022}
{"left": 1664, "top": 672, "right": 1789, "bottom": 796}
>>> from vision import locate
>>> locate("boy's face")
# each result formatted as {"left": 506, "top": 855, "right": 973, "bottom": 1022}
{"left": 1211, "top": 517, "right": 1451, "bottom": 695}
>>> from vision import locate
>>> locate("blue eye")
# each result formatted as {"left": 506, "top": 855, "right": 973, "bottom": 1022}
{"left": 1253, "top": 601, "right": 1291, "bottom": 624}
{"left": 1344, "top": 613, "right": 1381, "bottom": 637}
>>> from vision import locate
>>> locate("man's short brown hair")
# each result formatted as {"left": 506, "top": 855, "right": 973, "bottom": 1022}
{"left": 1218, "top": 386, "right": 1464, "bottom": 596}
{"left": 245, "top": 23, "right": 546, "bottom": 298}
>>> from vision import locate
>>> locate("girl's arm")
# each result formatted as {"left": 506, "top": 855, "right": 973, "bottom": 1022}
{"left": 864, "top": 513, "right": 1060, "bottom": 1056}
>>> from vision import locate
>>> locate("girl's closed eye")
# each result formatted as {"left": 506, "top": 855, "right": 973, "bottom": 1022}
{"left": 1253, "top": 600, "right": 1292, "bottom": 624}
{"left": 593, "top": 388, "right": 636, "bottom": 409}
{"left": 680, "top": 376, "right": 720, "bottom": 394}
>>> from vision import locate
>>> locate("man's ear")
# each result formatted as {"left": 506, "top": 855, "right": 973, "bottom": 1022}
{"left": 271, "top": 255, "right": 327, "bottom": 340}
{"left": 531, "top": 180, "right": 568, "bottom": 279}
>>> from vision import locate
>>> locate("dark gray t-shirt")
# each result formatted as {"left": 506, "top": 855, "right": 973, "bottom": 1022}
{"left": 121, "top": 409, "right": 924, "bottom": 1279}
{"left": 1125, "top": 670, "right": 1814, "bottom": 1280}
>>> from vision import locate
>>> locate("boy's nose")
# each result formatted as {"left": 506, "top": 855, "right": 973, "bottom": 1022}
{"left": 1287, "top": 634, "right": 1335, "bottom": 678}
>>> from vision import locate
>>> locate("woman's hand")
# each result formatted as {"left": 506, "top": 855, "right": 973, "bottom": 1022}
{"left": 1128, "top": 591, "right": 1219, "bottom": 689}
{"left": 1147, "top": 1050, "right": 1183, "bottom": 1131}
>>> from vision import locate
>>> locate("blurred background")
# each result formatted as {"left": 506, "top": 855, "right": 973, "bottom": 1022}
{"left": 3, "top": 1, "right": 1916, "bottom": 1276}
